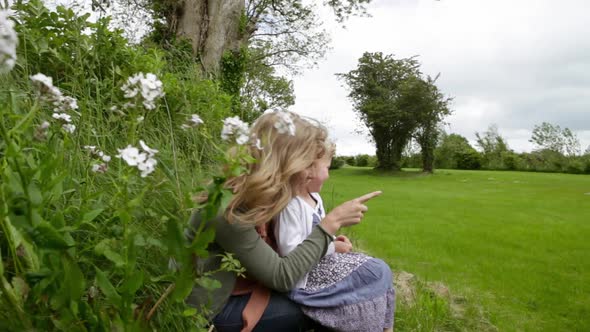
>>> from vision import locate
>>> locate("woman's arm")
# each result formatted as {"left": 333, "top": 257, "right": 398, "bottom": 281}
{"left": 215, "top": 216, "right": 332, "bottom": 292}
{"left": 214, "top": 190, "right": 382, "bottom": 292}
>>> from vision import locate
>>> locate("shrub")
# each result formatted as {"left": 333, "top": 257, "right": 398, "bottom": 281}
{"left": 455, "top": 150, "right": 482, "bottom": 170}
{"left": 345, "top": 156, "right": 356, "bottom": 166}
{"left": 0, "top": 3, "right": 239, "bottom": 330}
{"left": 330, "top": 156, "right": 346, "bottom": 169}
{"left": 355, "top": 154, "right": 370, "bottom": 167}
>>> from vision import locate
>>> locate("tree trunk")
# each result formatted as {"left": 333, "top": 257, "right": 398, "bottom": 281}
{"left": 421, "top": 146, "right": 434, "bottom": 173}
{"left": 175, "top": 0, "right": 245, "bottom": 73}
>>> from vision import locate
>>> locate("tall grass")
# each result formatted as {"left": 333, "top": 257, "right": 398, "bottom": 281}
{"left": 0, "top": 2, "right": 240, "bottom": 330}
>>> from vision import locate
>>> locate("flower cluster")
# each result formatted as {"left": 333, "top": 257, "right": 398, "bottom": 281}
{"left": 181, "top": 114, "right": 204, "bottom": 130}
{"left": 274, "top": 111, "right": 296, "bottom": 136}
{"left": 0, "top": 10, "right": 17, "bottom": 73}
{"left": 116, "top": 140, "right": 158, "bottom": 177}
{"left": 84, "top": 145, "right": 112, "bottom": 173}
{"left": 30, "top": 73, "right": 79, "bottom": 133}
{"left": 221, "top": 116, "right": 249, "bottom": 145}
{"left": 121, "top": 73, "right": 165, "bottom": 110}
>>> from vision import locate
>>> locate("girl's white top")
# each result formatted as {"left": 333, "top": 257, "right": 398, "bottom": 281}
{"left": 274, "top": 192, "right": 335, "bottom": 289}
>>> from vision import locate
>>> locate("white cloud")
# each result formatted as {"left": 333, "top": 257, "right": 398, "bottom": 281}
{"left": 291, "top": 0, "right": 590, "bottom": 155}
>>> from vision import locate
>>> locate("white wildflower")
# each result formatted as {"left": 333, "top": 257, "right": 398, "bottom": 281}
{"left": 137, "top": 116, "right": 144, "bottom": 123}
{"left": 40, "top": 121, "right": 50, "bottom": 129}
{"left": 56, "top": 96, "right": 78, "bottom": 112}
{"left": 116, "top": 145, "right": 146, "bottom": 166}
{"left": 0, "top": 10, "right": 17, "bottom": 73}
{"left": 137, "top": 157, "right": 157, "bottom": 177}
{"left": 116, "top": 142, "right": 158, "bottom": 177}
{"left": 181, "top": 114, "right": 203, "bottom": 129}
{"left": 139, "top": 140, "right": 158, "bottom": 157}
{"left": 84, "top": 145, "right": 97, "bottom": 154}
{"left": 91, "top": 163, "right": 108, "bottom": 173}
{"left": 221, "top": 116, "right": 249, "bottom": 145}
{"left": 31, "top": 73, "right": 79, "bottom": 113}
{"left": 85, "top": 146, "right": 111, "bottom": 173}
{"left": 62, "top": 123, "right": 76, "bottom": 133}
{"left": 274, "top": 111, "right": 296, "bottom": 136}
{"left": 30, "top": 73, "right": 62, "bottom": 101}
{"left": 189, "top": 114, "right": 203, "bottom": 126}
{"left": 236, "top": 133, "right": 249, "bottom": 145}
{"left": 121, "top": 72, "right": 165, "bottom": 110}
{"left": 52, "top": 112, "right": 72, "bottom": 123}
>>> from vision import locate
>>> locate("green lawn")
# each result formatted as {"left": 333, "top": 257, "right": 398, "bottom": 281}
{"left": 322, "top": 167, "right": 590, "bottom": 332}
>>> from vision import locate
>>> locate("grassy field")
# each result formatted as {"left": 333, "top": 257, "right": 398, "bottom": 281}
{"left": 322, "top": 167, "right": 590, "bottom": 332}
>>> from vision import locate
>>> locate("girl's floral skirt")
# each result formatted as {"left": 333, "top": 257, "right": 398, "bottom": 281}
{"left": 289, "top": 252, "right": 395, "bottom": 332}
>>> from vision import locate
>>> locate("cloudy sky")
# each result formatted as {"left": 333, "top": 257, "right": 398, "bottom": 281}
{"left": 290, "top": 0, "right": 590, "bottom": 156}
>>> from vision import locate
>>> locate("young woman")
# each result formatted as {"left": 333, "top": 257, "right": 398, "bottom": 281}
{"left": 186, "top": 111, "right": 387, "bottom": 331}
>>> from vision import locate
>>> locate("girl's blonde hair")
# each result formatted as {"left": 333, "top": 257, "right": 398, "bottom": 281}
{"left": 225, "top": 111, "right": 334, "bottom": 226}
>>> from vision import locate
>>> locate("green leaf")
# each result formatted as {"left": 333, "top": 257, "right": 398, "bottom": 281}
{"left": 28, "top": 222, "right": 72, "bottom": 250}
{"left": 81, "top": 208, "right": 104, "bottom": 224}
{"left": 30, "top": 209, "right": 43, "bottom": 227}
{"left": 94, "top": 240, "right": 125, "bottom": 267}
{"left": 27, "top": 181, "right": 43, "bottom": 206}
{"left": 165, "top": 218, "right": 185, "bottom": 257}
{"left": 183, "top": 308, "right": 197, "bottom": 316}
{"left": 11, "top": 277, "right": 29, "bottom": 305}
{"left": 146, "top": 237, "right": 164, "bottom": 249}
{"left": 5, "top": 168, "right": 24, "bottom": 194}
{"left": 220, "top": 189, "right": 233, "bottom": 212}
{"left": 103, "top": 249, "right": 125, "bottom": 268}
{"left": 196, "top": 276, "right": 221, "bottom": 291}
{"left": 118, "top": 209, "right": 131, "bottom": 225}
{"left": 171, "top": 271, "right": 195, "bottom": 303}
{"left": 63, "top": 256, "right": 85, "bottom": 301}
{"left": 120, "top": 270, "right": 143, "bottom": 296}
{"left": 191, "top": 226, "right": 215, "bottom": 258}
{"left": 95, "top": 268, "right": 122, "bottom": 307}
{"left": 51, "top": 211, "right": 65, "bottom": 229}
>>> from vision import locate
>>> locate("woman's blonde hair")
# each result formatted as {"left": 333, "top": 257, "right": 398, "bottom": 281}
{"left": 225, "top": 111, "right": 334, "bottom": 226}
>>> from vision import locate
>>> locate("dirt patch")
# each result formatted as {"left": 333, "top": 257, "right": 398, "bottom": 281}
{"left": 394, "top": 271, "right": 466, "bottom": 319}
{"left": 394, "top": 271, "right": 416, "bottom": 304}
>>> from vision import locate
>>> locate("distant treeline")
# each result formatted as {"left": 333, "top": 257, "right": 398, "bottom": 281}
{"left": 333, "top": 126, "right": 590, "bottom": 174}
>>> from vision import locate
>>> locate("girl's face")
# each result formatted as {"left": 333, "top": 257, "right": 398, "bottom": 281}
{"left": 306, "top": 156, "right": 331, "bottom": 193}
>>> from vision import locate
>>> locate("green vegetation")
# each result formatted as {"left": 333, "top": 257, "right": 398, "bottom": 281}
{"left": 324, "top": 167, "right": 590, "bottom": 331}
{"left": 0, "top": 2, "right": 244, "bottom": 330}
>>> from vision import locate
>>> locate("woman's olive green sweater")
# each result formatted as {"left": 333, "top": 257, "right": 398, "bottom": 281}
{"left": 185, "top": 212, "right": 333, "bottom": 316}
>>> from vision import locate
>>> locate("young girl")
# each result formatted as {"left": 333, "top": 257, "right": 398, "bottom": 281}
{"left": 272, "top": 119, "right": 395, "bottom": 332}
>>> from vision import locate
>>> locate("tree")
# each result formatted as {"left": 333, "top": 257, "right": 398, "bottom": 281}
{"left": 150, "top": 0, "right": 372, "bottom": 74}
{"left": 406, "top": 75, "right": 452, "bottom": 173}
{"left": 338, "top": 52, "right": 451, "bottom": 171}
{"left": 435, "top": 133, "right": 480, "bottom": 169}
{"left": 239, "top": 53, "right": 295, "bottom": 121}
{"left": 562, "top": 128, "right": 581, "bottom": 157}
{"left": 584, "top": 145, "right": 590, "bottom": 156}
{"left": 475, "top": 124, "right": 510, "bottom": 169}
{"left": 529, "top": 122, "right": 580, "bottom": 156}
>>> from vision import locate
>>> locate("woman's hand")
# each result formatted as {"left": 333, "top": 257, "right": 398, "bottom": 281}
{"left": 334, "top": 235, "right": 352, "bottom": 253}
{"left": 321, "top": 191, "right": 382, "bottom": 235}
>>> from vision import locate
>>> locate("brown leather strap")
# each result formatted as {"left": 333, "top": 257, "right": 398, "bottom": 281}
{"left": 240, "top": 283, "right": 271, "bottom": 332}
